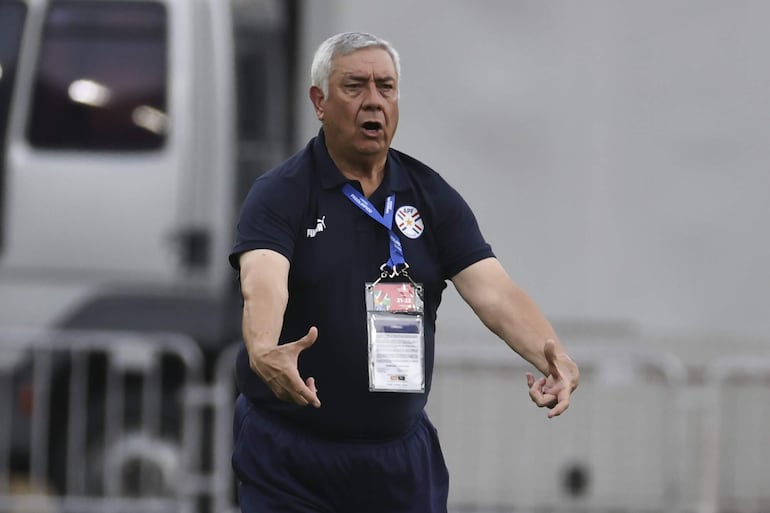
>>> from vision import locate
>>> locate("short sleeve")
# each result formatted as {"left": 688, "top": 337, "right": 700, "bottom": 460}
{"left": 229, "top": 175, "right": 307, "bottom": 270}
{"left": 431, "top": 181, "right": 494, "bottom": 279}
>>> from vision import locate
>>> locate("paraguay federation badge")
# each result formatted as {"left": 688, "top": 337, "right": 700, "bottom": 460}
{"left": 395, "top": 205, "right": 424, "bottom": 239}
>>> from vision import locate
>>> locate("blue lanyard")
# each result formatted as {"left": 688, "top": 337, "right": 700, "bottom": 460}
{"left": 342, "top": 183, "right": 405, "bottom": 271}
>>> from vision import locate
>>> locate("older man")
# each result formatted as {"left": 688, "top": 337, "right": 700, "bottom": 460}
{"left": 230, "top": 31, "right": 579, "bottom": 513}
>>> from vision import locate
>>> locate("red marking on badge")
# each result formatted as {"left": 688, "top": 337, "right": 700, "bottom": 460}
{"left": 372, "top": 283, "right": 417, "bottom": 312}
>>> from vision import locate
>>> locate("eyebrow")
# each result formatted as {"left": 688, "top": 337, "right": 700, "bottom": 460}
{"left": 342, "top": 73, "right": 397, "bottom": 83}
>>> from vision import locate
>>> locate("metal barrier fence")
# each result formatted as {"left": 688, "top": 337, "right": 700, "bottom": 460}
{"left": 209, "top": 341, "right": 693, "bottom": 513}
{"left": 2, "top": 330, "right": 770, "bottom": 513}
{"left": 429, "top": 343, "right": 690, "bottom": 513}
{"left": 209, "top": 342, "right": 241, "bottom": 513}
{"left": 0, "top": 328, "right": 207, "bottom": 513}
{"left": 697, "top": 356, "right": 770, "bottom": 513}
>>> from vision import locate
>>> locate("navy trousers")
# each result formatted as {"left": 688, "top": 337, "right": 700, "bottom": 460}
{"left": 232, "top": 394, "right": 449, "bottom": 513}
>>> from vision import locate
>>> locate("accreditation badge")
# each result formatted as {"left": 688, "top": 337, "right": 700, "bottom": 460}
{"left": 365, "top": 282, "right": 425, "bottom": 393}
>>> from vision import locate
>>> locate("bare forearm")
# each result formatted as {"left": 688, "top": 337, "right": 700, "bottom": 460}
{"left": 236, "top": 249, "right": 320, "bottom": 407}
{"left": 454, "top": 258, "right": 578, "bottom": 416}
{"left": 241, "top": 285, "right": 287, "bottom": 354}
{"left": 476, "top": 284, "right": 562, "bottom": 376}
{"left": 239, "top": 249, "right": 290, "bottom": 356}
{"left": 453, "top": 258, "right": 565, "bottom": 376}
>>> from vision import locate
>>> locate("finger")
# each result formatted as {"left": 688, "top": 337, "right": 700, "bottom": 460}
{"left": 529, "top": 375, "right": 545, "bottom": 391}
{"left": 288, "top": 381, "right": 316, "bottom": 407}
{"left": 305, "top": 376, "right": 321, "bottom": 408}
{"left": 548, "top": 401, "right": 568, "bottom": 418}
{"left": 535, "top": 393, "right": 558, "bottom": 407}
{"left": 268, "top": 370, "right": 318, "bottom": 408}
{"left": 526, "top": 372, "right": 535, "bottom": 388}
{"left": 528, "top": 376, "right": 546, "bottom": 399}
{"left": 528, "top": 376, "right": 557, "bottom": 407}
{"left": 294, "top": 385, "right": 319, "bottom": 408}
{"left": 289, "top": 390, "right": 309, "bottom": 406}
{"left": 290, "top": 373, "right": 321, "bottom": 408}
{"left": 547, "top": 390, "right": 571, "bottom": 418}
{"left": 268, "top": 376, "right": 308, "bottom": 406}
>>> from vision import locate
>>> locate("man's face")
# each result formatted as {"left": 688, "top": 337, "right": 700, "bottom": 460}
{"left": 312, "top": 47, "right": 399, "bottom": 161}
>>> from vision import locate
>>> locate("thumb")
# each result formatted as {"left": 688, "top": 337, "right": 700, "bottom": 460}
{"left": 544, "top": 339, "right": 560, "bottom": 378}
{"left": 295, "top": 326, "right": 318, "bottom": 351}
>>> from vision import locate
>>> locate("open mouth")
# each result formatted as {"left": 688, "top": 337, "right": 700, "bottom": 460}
{"left": 361, "top": 121, "right": 383, "bottom": 134}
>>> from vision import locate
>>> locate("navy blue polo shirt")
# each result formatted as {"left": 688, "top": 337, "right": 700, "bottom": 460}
{"left": 230, "top": 130, "right": 494, "bottom": 439}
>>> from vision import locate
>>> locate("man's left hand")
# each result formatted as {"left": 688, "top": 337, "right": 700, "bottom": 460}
{"left": 526, "top": 339, "right": 579, "bottom": 418}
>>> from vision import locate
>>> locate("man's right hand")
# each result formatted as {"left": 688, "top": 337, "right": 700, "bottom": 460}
{"left": 248, "top": 326, "right": 321, "bottom": 408}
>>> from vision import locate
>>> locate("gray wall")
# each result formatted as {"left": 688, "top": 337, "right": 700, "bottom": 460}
{"left": 295, "top": 1, "right": 770, "bottom": 358}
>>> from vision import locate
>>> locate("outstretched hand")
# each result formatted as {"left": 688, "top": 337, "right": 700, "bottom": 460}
{"left": 248, "top": 327, "right": 321, "bottom": 408}
{"left": 526, "top": 339, "right": 579, "bottom": 418}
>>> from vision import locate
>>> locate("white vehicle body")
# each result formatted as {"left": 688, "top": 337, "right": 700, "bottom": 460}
{"left": 0, "top": 0, "right": 294, "bottom": 500}
{"left": 0, "top": 0, "right": 294, "bottom": 349}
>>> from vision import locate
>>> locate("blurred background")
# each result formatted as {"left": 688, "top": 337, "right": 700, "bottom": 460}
{"left": 1, "top": 0, "right": 769, "bottom": 512}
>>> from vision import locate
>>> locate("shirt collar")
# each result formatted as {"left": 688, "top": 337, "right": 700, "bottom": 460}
{"left": 313, "top": 129, "right": 410, "bottom": 194}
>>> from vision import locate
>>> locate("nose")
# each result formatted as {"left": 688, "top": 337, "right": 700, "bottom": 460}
{"left": 361, "top": 80, "right": 384, "bottom": 110}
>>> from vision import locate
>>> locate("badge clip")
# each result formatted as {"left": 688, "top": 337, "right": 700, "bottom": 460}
{"left": 368, "top": 263, "right": 424, "bottom": 301}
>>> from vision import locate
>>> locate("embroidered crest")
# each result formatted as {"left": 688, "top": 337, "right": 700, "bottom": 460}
{"left": 395, "top": 206, "right": 424, "bottom": 239}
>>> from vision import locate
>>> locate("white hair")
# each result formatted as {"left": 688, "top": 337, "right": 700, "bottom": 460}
{"left": 310, "top": 31, "right": 401, "bottom": 97}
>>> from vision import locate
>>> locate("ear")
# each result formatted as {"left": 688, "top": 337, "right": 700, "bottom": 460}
{"left": 309, "top": 86, "right": 325, "bottom": 121}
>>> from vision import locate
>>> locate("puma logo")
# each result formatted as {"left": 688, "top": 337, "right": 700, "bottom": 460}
{"left": 306, "top": 216, "right": 326, "bottom": 238}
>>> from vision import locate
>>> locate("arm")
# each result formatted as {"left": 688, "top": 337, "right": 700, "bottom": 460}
{"left": 239, "top": 249, "right": 320, "bottom": 408}
{"left": 451, "top": 257, "right": 578, "bottom": 417}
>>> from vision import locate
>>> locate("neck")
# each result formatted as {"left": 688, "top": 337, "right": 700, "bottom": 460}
{"left": 342, "top": 166, "right": 385, "bottom": 198}
{"left": 327, "top": 148, "right": 387, "bottom": 198}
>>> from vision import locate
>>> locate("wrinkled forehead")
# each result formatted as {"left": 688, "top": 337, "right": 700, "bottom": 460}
{"left": 331, "top": 47, "right": 398, "bottom": 81}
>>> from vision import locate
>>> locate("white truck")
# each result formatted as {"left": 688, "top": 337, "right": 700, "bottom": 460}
{"left": 0, "top": 0, "right": 294, "bottom": 504}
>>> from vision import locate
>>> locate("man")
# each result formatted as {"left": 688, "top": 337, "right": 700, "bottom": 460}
{"left": 230, "top": 31, "right": 579, "bottom": 513}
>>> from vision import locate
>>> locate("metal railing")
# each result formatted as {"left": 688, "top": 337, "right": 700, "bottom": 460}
{"left": 0, "top": 328, "right": 205, "bottom": 513}
{"left": 3, "top": 329, "right": 770, "bottom": 513}
{"left": 429, "top": 343, "right": 689, "bottom": 513}
{"left": 696, "top": 356, "right": 770, "bottom": 513}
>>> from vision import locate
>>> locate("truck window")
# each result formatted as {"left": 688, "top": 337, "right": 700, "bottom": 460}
{"left": 232, "top": 0, "right": 297, "bottom": 205}
{"left": 27, "top": 0, "right": 167, "bottom": 151}
{"left": 0, "top": 0, "right": 27, "bottom": 252}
